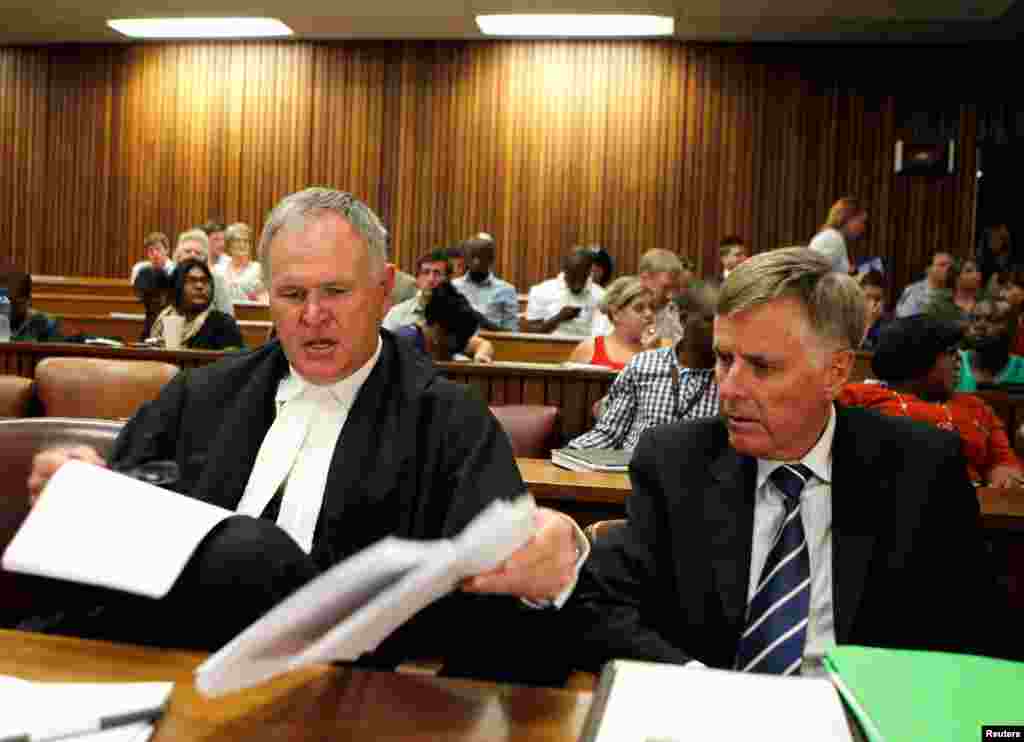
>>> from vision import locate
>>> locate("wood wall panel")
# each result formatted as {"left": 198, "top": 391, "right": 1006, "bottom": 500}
{"left": 0, "top": 40, "right": 1016, "bottom": 300}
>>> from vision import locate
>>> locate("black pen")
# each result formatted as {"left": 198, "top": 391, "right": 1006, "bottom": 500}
{"left": 0, "top": 705, "right": 165, "bottom": 742}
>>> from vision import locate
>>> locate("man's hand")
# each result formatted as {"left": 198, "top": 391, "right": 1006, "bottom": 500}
{"left": 555, "top": 305, "right": 582, "bottom": 323}
{"left": 989, "top": 465, "right": 1024, "bottom": 489}
{"left": 462, "top": 507, "right": 580, "bottom": 603}
{"left": 28, "top": 445, "right": 107, "bottom": 506}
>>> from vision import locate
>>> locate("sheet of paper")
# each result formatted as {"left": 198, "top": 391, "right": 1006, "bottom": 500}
{"left": 587, "top": 661, "right": 853, "bottom": 742}
{"left": 196, "top": 496, "right": 537, "bottom": 698}
{"left": 2, "top": 460, "right": 234, "bottom": 599}
{"left": 0, "top": 676, "right": 171, "bottom": 740}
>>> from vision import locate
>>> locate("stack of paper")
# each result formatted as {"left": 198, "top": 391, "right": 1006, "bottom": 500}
{"left": 0, "top": 676, "right": 172, "bottom": 742}
{"left": 551, "top": 448, "right": 630, "bottom": 472}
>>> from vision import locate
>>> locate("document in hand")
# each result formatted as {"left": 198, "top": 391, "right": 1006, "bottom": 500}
{"left": 824, "top": 645, "right": 1024, "bottom": 742}
{"left": 195, "top": 494, "right": 537, "bottom": 697}
{"left": 0, "top": 675, "right": 172, "bottom": 742}
{"left": 579, "top": 660, "right": 853, "bottom": 742}
{"left": 2, "top": 460, "right": 235, "bottom": 598}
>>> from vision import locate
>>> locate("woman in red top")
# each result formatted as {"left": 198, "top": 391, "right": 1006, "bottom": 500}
{"left": 839, "top": 314, "right": 1023, "bottom": 487}
{"left": 569, "top": 276, "right": 658, "bottom": 370}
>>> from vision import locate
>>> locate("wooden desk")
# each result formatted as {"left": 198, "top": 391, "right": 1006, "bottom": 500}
{"left": 477, "top": 332, "right": 580, "bottom": 364}
{"left": 518, "top": 458, "right": 629, "bottom": 527}
{"left": 0, "top": 341, "right": 230, "bottom": 377}
{"left": 0, "top": 630, "right": 592, "bottom": 742}
{"left": 32, "top": 274, "right": 135, "bottom": 299}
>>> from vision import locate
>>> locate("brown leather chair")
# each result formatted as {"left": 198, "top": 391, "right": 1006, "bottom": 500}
{"left": 0, "top": 417, "right": 124, "bottom": 624}
{"left": 34, "top": 357, "right": 179, "bottom": 420}
{"left": 489, "top": 405, "right": 561, "bottom": 458}
{"left": 0, "top": 375, "right": 34, "bottom": 418}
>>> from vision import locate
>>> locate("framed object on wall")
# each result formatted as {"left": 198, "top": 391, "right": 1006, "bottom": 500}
{"left": 894, "top": 139, "right": 955, "bottom": 175}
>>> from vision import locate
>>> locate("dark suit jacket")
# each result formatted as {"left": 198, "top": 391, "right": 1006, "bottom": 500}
{"left": 33, "top": 333, "right": 568, "bottom": 682}
{"left": 570, "top": 404, "right": 1013, "bottom": 670}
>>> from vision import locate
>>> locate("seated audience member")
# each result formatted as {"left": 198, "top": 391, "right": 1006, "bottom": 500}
{"left": 568, "top": 277, "right": 658, "bottom": 370}
{"left": 923, "top": 257, "right": 982, "bottom": 325}
{"left": 588, "top": 245, "right": 614, "bottom": 288}
{"left": 173, "top": 229, "right": 235, "bottom": 317}
{"left": 808, "top": 196, "right": 867, "bottom": 274}
{"left": 149, "top": 258, "right": 244, "bottom": 350}
{"left": 383, "top": 249, "right": 449, "bottom": 331}
{"left": 391, "top": 268, "right": 418, "bottom": 306}
{"left": 130, "top": 232, "right": 174, "bottom": 284}
{"left": 451, "top": 236, "right": 518, "bottom": 331}
{"left": 25, "top": 188, "right": 582, "bottom": 685}
{"left": 858, "top": 269, "right": 889, "bottom": 351}
{"left": 447, "top": 242, "right": 467, "bottom": 280}
{"left": 719, "top": 235, "right": 749, "bottom": 281}
{"left": 0, "top": 264, "right": 62, "bottom": 342}
{"left": 1001, "top": 268, "right": 1024, "bottom": 356}
{"left": 201, "top": 220, "right": 230, "bottom": 271}
{"left": 525, "top": 247, "right": 605, "bottom": 336}
{"left": 840, "top": 315, "right": 1022, "bottom": 487}
{"left": 894, "top": 251, "right": 953, "bottom": 318}
{"left": 568, "top": 289, "right": 718, "bottom": 450}
{"left": 393, "top": 281, "right": 494, "bottom": 363}
{"left": 218, "top": 222, "right": 267, "bottom": 303}
{"left": 569, "top": 247, "right": 1015, "bottom": 677}
{"left": 976, "top": 221, "right": 1019, "bottom": 289}
{"left": 956, "top": 299, "right": 1024, "bottom": 391}
{"left": 637, "top": 249, "right": 685, "bottom": 342}
{"left": 132, "top": 265, "right": 174, "bottom": 341}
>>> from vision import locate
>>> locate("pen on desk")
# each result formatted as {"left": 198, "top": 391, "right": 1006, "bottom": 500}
{"left": 0, "top": 705, "right": 165, "bottom": 742}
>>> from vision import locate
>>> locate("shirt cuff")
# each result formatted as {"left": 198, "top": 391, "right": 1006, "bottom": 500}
{"left": 520, "top": 517, "right": 591, "bottom": 610}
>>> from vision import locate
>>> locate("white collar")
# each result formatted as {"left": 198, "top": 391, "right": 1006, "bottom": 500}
{"left": 756, "top": 402, "right": 835, "bottom": 489}
{"left": 277, "top": 336, "right": 383, "bottom": 409}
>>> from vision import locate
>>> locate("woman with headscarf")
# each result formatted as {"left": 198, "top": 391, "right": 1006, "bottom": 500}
{"left": 149, "top": 258, "right": 244, "bottom": 350}
{"left": 839, "top": 314, "right": 1022, "bottom": 487}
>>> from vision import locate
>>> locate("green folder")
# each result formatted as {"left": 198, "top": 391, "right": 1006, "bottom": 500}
{"left": 824, "top": 645, "right": 1024, "bottom": 742}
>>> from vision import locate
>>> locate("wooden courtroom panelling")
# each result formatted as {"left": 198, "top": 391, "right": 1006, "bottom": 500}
{"left": 57, "top": 314, "right": 270, "bottom": 349}
{"left": 478, "top": 332, "right": 578, "bottom": 364}
{"left": 1, "top": 42, "right": 1015, "bottom": 302}
{"left": 0, "top": 342, "right": 228, "bottom": 377}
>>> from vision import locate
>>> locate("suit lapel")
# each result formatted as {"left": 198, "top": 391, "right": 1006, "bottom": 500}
{"left": 831, "top": 406, "right": 879, "bottom": 643}
{"left": 704, "top": 445, "right": 757, "bottom": 628}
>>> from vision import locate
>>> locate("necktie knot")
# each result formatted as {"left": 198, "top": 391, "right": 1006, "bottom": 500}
{"left": 769, "top": 463, "right": 814, "bottom": 506}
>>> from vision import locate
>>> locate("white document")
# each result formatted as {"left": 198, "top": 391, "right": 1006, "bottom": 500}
{"left": 0, "top": 675, "right": 171, "bottom": 742}
{"left": 581, "top": 660, "right": 854, "bottom": 742}
{"left": 2, "top": 460, "right": 234, "bottom": 599}
{"left": 195, "top": 495, "right": 537, "bottom": 698}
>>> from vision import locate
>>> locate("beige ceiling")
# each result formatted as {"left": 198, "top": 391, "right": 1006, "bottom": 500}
{"left": 0, "top": 0, "right": 1018, "bottom": 44}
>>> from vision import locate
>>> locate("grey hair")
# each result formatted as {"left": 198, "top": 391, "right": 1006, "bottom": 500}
{"left": 599, "top": 276, "right": 651, "bottom": 316}
{"left": 718, "top": 247, "right": 867, "bottom": 358}
{"left": 638, "top": 248, "right": 683, "bottom": 275}
{"left": 174, "top": 229, "right": 209, "bottom": 261}
{"left": 258, "top": 187, "right": 390, "bottom": 284}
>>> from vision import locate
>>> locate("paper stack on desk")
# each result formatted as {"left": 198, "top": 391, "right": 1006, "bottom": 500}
{"left": 0, "top": 676, "right": 172, "bottom": 742}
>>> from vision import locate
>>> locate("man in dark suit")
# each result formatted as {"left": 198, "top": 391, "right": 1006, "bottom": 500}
{"left": 571, "top": 247, "right": 1013, "bottom": 675}
{"left": 26, "top": 188, "right": 582, "bottom": 682}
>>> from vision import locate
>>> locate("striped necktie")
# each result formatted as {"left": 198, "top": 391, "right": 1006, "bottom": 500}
{"left": 735, "top": 463, "right": 814, "bottom": 675}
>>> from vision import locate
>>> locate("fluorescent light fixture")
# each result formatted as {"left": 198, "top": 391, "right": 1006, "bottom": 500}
{"left": 107, "top": 18, "right": 293, "bottom": 39}
{"left": 476, "top": 14, "right": 674, "bottom": 37}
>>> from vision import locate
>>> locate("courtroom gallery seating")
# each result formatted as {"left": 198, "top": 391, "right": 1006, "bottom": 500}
{"left": 34, "top": 357, "right": 179, "bottom": 420}
{"left": 489, "top": 405, "right": 561, "bottom": 458}
{"left": 0, "top": 375, "right": 34, "bottom": 417}
{"left": 0, "top": 417, "right": 123, "bottom": 623}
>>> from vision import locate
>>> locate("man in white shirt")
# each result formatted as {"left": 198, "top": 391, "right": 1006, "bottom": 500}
{"left": 382, "top": 249, "right": 448, "bottom": 332}
{"left": 524, "top": 247, "right": 605, "bottom": 336}
{"left": 26, "top": 188, "right": 584, "bottom": 682}
{"left": 894, "top": 251, "right": 953, "bottom": 318}
{"left": 570, "top": 247, "right": 1012, "bottom": 674}
{"left": 129, "top": 231, "right": 174, "bottom": 284}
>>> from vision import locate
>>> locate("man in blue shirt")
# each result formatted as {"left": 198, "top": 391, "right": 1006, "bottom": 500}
{"left": 452, "top": 236, "right": 519, "bottom": 331}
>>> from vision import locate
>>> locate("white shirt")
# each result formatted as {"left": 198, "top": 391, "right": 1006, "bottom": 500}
{"left": 808, "top": 228, "right": 850, "bottom": 274}
{"left": 525, "top": 273, "right": 605, "bottom": 337}
{"left": 751, "top": 403, "right": 836, "bottom": 676}
{"left": 237, "top": 339, "right": 382, "bottom": 552}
